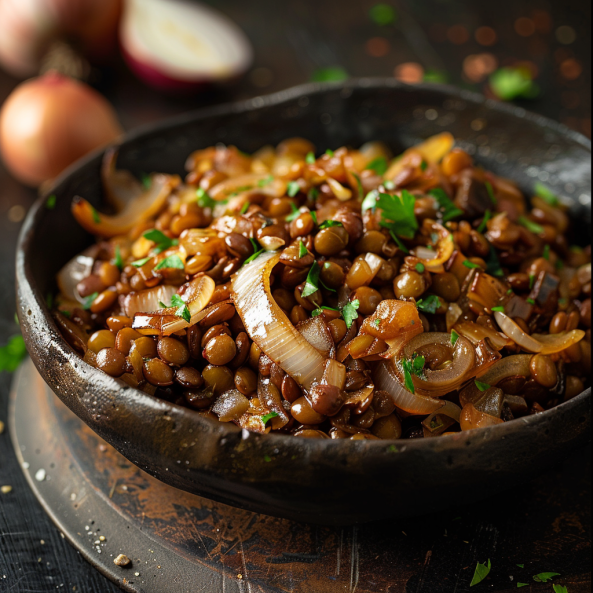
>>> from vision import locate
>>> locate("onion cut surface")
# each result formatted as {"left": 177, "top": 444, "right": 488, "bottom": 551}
{"left": 232, "top": 251, "right": 326, "bottom": 390}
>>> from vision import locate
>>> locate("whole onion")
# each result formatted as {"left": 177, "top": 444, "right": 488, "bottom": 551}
{"left": 0, "top": 71, "right": 122, "bottom": 186}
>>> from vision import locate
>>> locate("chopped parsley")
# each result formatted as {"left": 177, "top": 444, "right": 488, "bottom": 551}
{"left": 90, "top": 206, "right": 101, "bottom": 224}
{"left": 286, "top": 203, "right": 301, "bottom": 222}
{"left": 416, "top": 295, "right": 441, "bottom": 314}
{"left": 517, "top": 564, "right": 525, "bottom": 569}
{"left": 143, "top": 229, "right": 179, "bottom": 254}
{"left": 553, "top": 585, "right": 568, "bottom": 593}
{"left": 470, "top": 559, "right": 492, "bottom": 587}
{"left": 423, "top": 69, "right": 448, "bottom": 83}
{"left": 415, "top": 262, "right": 426, "bottom": 274}
{"left": 475, "top": 380, "right": 491, "bottom": 392}
{"left": 366, "top": 156, "right": 389, "bottom": 176}
{"left": 310, "top": 67, "right": 349, "bottom": 82}
{"left": 261, "top": 411, "right": 279, "bottom": 426}
{"left": 429, "top": 188, "right": 463, "bottom": 222}
{"left": 534, "top": 182, "right": 560, "bottom": 206}
{"left": 310, "top": 211, "right": 318, "bottom": 225}
{"left": 389, "top": 230, "right": 410, "bottom": 255}
{"left": 112, "top": 246, "right": 124, "bottom": 271}
{"left": 352, "top": 172, "right": 364, "bottom": 198}
{"left": 485, "top": 181, "right": 497, "bottom": 205}
{"left": 362, "top": 190, "right": 379, "bottom": 212}
{"left": 82, "top": 292, "right": 99, "bottom": 310}
{"left": 308, "top": 187, "right": 320, "bottom": 202}
{"left": 463, "top": 260, "right": 482, "bottom": 269}
{"left": 132, "top": 257, "right": 151, "bottom": 268}
{"left": 373, "top": 318, "right": 382, "bottom": 327}
{"left": 154, "top": 255, "right": 184, "bottom": 270}
{"left": 240, "top": 201, "right": 250, "bottom": 215}
{"left": 526, "top": 298, "right": 536, "bottom": 305}
{"left": 46, "top": 194, "right": 57, "bottom": 210}
{"left": 60, "top": 310, "right": 71, "bottom": 318}
{"left": 490, "top": 67, "right": 539, "bottom": 101}
{"left": 325, "top": 149, "right": 335, "bottom": 157}
{"left": 341, "top": 299, "right": 360, "bottom": 329}
{"left": 319, "top": 219, "right": 343, "bottom": 230}
{"left": 287, "top": 181, "right": 301, "bottom": 197}
{"left": 477, "top": 209, "right": 492, "bottom": 234}
{"left": 451, "top": 330, "right": 459, "bottom": 345}
{"left": 492, "top": 306, "right": 505, "bottom": 313}
{"left": 517, "top": 584, "right": 529, "bottom": 588}
{"left": 161, "top": 294, "right": 191, "bottom": 323}
{"left": 377, "top": 190, "right": 418, "bottom": 239}
{"left": 243, "top": 248, "right": 264, "bottom": 266}
{"left": 369, "top": 3, "right": 396, "bottom": 25}
{"left": 305, "top": 152, "right": 316, "bottom": 164}
{"left": 529, "top": 274, "right": 536, "bottom": 289}
{"left": 543, "top": 244, "right": 551, "bottom": 260}
{"left": 402, "top": 355, "right": 426, "bottom": 394}
{"left": 533, "top": 573, "right": 560, "bottom": 583}
{"left": 518, "top": 216, "right": 544, "bottom": 235}
{"left": 258, "top": 175, "right": 274, "bottom": 187}
{"left": 0, "top": 335, "right": 27, "bottom": 372}
{"left": 420, "top": 160, "right": 428, "bottom": 172}
{"left": 196, "top": 188, "right": 226, "bottom": 209}
{"left": 141, "top": 173, "right": 152, "bottom": 189}
{"left": 302, "top": 261, "right": 321, "bottom": 298}
{"left": 486, "top": 246, "right": 505, "bottom": 278}
{"left": 298, "top": 240, "right": 308, "bottom": 258}
{"left": 312, "top": 306, "right": 339, "bottom": 317}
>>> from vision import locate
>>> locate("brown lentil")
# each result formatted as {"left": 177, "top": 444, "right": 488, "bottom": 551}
{"left": 96, "top": 347, "right": 126, "bottom": 377}
{"left": 143, "top": 358, "right": 174, "bottom": 386}
{"left": 203, "top": 334, "right": 237, "bottom": 366}
{"left": 158, "top": 337, "right": 190, "bottom": 366}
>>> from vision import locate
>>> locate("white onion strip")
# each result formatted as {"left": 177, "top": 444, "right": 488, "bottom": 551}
{"left": 232, "top": 251, "right": 325, "bottom": 390}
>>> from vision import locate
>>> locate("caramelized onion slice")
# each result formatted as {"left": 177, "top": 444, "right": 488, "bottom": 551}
{"left": 495, "top": 311, "right": 585, "bottom": 354}
{"left": 124, "top": 285, "right": 178, "bottom": 318}
{"left": 460, "top": 403, "right": 504, "bottom": 431}
{"left": 101, "top": 148, "right": 144, "bottom": 211}
{"left": 414, "top": 224, "right": 454, "bottom": 271}
{"left": 322, "top": 359, "right": 346, "bottom": 391}
{"left": 231, "top": 250, "right": 325, "bottom": 390}
{"left": 297, "top": 316, "right": 335, "bottom": 359}
{"left": 454, "top": 320, "right": 512, "bottom": 351}
{"left": 71, "top": 173, "right": 179, "bottom": 238}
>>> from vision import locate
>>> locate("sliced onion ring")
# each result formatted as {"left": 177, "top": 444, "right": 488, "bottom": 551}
{"left": 414, "top": 224, "right": 454, "bottom": 272}
{"left": 231, "top": 250, "right": 326, "bottom": 390}
{"left": 57, "top": 245, "right": 99, "bottom": 303}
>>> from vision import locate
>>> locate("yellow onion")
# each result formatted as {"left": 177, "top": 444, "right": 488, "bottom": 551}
{"left": 296, "top": 316, "right": 335, "bottom": 359}
{"left": 460, "top": 404, "right": 504, "bottom": 431}
{"left": 124, "top": 285, "right": 178, "bottom": 318}
{"left": 232, "top": 250, "right": 326, "bottom": 390}
{"left": 413, "top": 223, "right": 455, "bottom": 272}
{"left": 56, "top": 245, "right": 99, "bottom": 302}
{"left": 454, "top": 320, "right": 512, "bottom": 351}
{"left": 321, "top": 359, "right": 346, "bottom": 391}
{"left": 0, "top": 71, "right": 122, "bottom": 186}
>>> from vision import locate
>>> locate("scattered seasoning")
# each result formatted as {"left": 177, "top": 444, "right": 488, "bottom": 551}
{"left": 533, "top": 573, "right": 561, "bottom": 583}
{"left": 113, "top": 554, "right": 131, "bottom": 567}
{"left": 240, "top": 202, "right": 249, "bottom": 215}
{"left": 429, "top": 188, "right": 464, "bottom": 222}
{"left": 90, "top": 206, "right": 101, "bottom": 224}
{"left": 154, "top": 255, "right": 184, "bottom": 271}
{"left": 258, "top": 175, "right": 274, "bottom": 188}
{"left": 131, "top": 257, "right": 151, "bottom": 268}
{"left": 261, "top": 412, "right": 279, "bottom": 426}
{"left": 310, "top": 67, "right": 349, "bottom": 82}
{"left": 518, "top": 216, "right": 544, "bottom": 235}
{"left": 374, "top": 319, "right": 382, "bottom": 327}
{"left": 543, "top": 245, "right": 551, "bottom": 260}
{"left": 415, "top": 263, "right": 426, "bottom": 274}
{"left": 82, "top": 292, "right": 99, "bottom": 310}
{"left": 492, "top": 306, "right": 505, "bottom": 313}
{"left": 534, "top": 182, "right": 560, "bottom": 206}
{"left": 470, "top": 559, "right": 492, "bottom": 587}
{"left": 196, "top": 187, "right": 215, "bottom": 208}
{"left": 516, "top": 564, "right": 525, "bottom": 569}
{"left": 112, "top": 246, "right": 123, "bottom": 271}
{"left": 287, "top": 181, "right": 300, "bottom": 198}
{"left": 463, "top": 260, "right": 482, "bottom": 269}
{"left": 477, "top": 209, "right": 492, "bottom": 233}
{"left": 366, "top": 156, "right": 388, "bottom": 176}
{"left": 451, "top": 330, "right": 459, "bottom": 345}
{"left": 0, "top": 485, "right": 12, "bottom": 494}
{"left": 318, "top": 219, "right": 343, "bottom": 230}
{"left": 46, "top": 194, "right": 57, "bottom": 209}
{"left": 305, "top": 152, "right": 316, "bottom": 165}
{"left": 302, "top": 261, "right": 321, "bottom": 298}
{"left": 484, "top": 181, "right": 497, "bottom": 205}
{"left": 341, "top": 299, "right": 360, "bottom": 329}
{"left": 416, "top": 295, "right": 440, "bottom": 314}
{"left": 362, "top": 190, "right": 379, "bottom": 212}
{"left": 388, "top": 444, "right": 398, "bottom": 452}
{"left": 369, "top": 3, "right": 397, "bottom": 26}
{"left": 490, "top": 67, "right": 539, "bottom": 101}
{"left": 286, "top": 203, "right": 301, "bottom": 222}
{"left": 475, "top": 380, "right": 491, "bottom": 392}
{"left": 377, "top": 190, "right": 419, "bottom": 239}
{"left": 298, "top": 241, "right": 308, "bottom": 259}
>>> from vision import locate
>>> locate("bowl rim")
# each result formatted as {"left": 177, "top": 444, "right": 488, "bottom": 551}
{"left": 17, "top": 78, "right": 592, "bottom": 452}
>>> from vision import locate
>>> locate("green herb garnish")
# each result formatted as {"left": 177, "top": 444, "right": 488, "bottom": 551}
{"left": 475, "top": 380, "right": 491, "bottom": 392}
{"left": 377, "top": 190, "right": 418, "bottom": 239}
{"left": 0, "top": 335, "right": 27, "bottom": 372}
{"left": 518, "top": 216, "right": 544, "bottom": 235}
{"left": 423, "top": 69, "right": 449, "bottom": 83}
{"left": 305, "top": 152, "right": 316, "bottom": 164}
{"left": 258, "top": 175, "right": 274, "bottom": 188}
{"left": 310, "top": 211, "right": 318, "bottom": 225}
{"left": 196, "top": 188, "right": 228, "bottom": 209}
{"left": 477, "top": 210, "right": 492, "bottom": 234}
{"left": 484, "top": 181, "right": 497, "bottom": 205}
{"left": 369, "top": 3, "right": 396, "bottom": 25}
{"left": 240, "top": 201, "right": 250, "bottom": 215}
{"left": 286, "top": 203, "right": 301, "bottom": 222}
{"left": 46, "top": 293, "right": 53, "bottom": 309}
{"left": 298, "top": 241, "right": 308, "bottom": 258}
{"left": 451, "top": 330, "right": 459, "bottom": 345}
{"left": 262, "top": 411, "right": 279, "bottom": 426}
{"left": 374, "top": 319, "right": 382, "bottom": 327}
{"left": 352, "top": 172, "right": 364, "bottom": 198}
{"left": 526, "top": 298, "right": 536, "bottom": 305}
{"left": 243, "top": 249, "right": 264, "bottom": 266}
{"left": 470, "top": 559, "right": 492, "bottom": 587}
{"left": 154, "top": 255, "right": 184, "bottom": 270}
{"left": 60, "top": 310, "right": 71, "bottom": 318}
{"left": 287, "top": 181, "right": 301, "bottom": 198}
{"left": 319, "top": 219, "right": 343, "bottom": 230}
{"left": 308, "top": 187, "right": 320, "bottom": 202}
{"left": 534, "top": 182, "right": 560, "bottom": 206}
{"left": 517, "top": 584, "right": 529, "bottom": 588}
{"left": 362, "top": 190, "right": 379, "bottom": 212}
{"left": 486, "top": 246, "right": 505, "bottom": 278}
{"left": 415, "top": 263, "right": 426, "bottom": 274}
{"left": 389, "top": 230, "right": 410, "bottom": 255}
{"left": 420, "top": 160, "right": 428, "bottom": 172}
{"left": 312, "top": 306, "right": 340, "bottom": 318}
{"left": 429, "top": 188, "right": 464, "bottom": 222}
{"left": 82, "top": 292, "right": 99, "bottom": 310}
{"left": 463, "top": 260, "right": 482, "bottom": 270}
{"left": 492, "top": 306, "right": 505, "bottom": 312}
{"left": 402, "top": 355, "right": 426, "bottom": 394}
{"left": 302, "top": 261, "right": 321, "bottom": 298}
{"left": 543, "top": 244, "right": 551, "bottom": 260}
{"left": 490, "top": 67, "right": 539, "bottom": 101}
{"left": 341, "top": 300, "right": 360, "bottom": 329}
{"left": 160, "top": 294, "right": 191, "bottom": 323}
{"left": 141, "top": 173, "right": 152, "bottom": 189}
{"left": 132, "top": 257, "right": 151, "bottom": 268}
{"left": 553, "top": 585, "right": 568, "bottom": 593}
{"left": 517, "top": 564, "right": 524, "bottom": 569}
{"left": 310, "top": 67, "right": 349, "bottom": 83}
{"left": 112, "top": 246, "right": 123, "bottom": 271}
{"left": 366, "top": 156, "right": 388, "bottom": 176}
{"left": 90, "top": 206, "right": 101, "bottom": 224}
{"left": 529, "top": 274, "right": 536, "bottom": 289}
{"left": 143, "top": 229, "right": 179, "bottom": 254}
{"left": 416, "top": 295, "right": 441, "bottom": 314}
{"left": 325, "top": 149, "right": 334, "bottom": 157}
{"left": 46, "top": 194, "right": 57, "bottom": 210}
{"left": 533, "top": 573, "right": 560, "bottom": 583}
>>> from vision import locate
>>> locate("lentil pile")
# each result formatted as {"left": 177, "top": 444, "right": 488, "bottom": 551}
{"left": 53, "top": 133, "right": 591, "bottom": 439}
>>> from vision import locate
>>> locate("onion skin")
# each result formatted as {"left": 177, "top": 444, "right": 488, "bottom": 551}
{"left": 0, "top": 72, "right": 122, "bottom": 186}
{"left": 232, "top": 250, "right": 326, "bottom": 390}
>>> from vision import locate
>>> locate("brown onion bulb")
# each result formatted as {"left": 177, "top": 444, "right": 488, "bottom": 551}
{"left": 0, "top": 71, "right": 122, "bottom": 186}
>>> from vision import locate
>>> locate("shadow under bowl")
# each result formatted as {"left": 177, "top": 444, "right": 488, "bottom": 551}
{"left": 16, "top": 80, "right": 592, "bottom": 525}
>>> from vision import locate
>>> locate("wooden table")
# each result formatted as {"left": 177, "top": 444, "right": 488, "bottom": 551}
{"left": 0, "top": 1, "right": 590, "bottom": 591}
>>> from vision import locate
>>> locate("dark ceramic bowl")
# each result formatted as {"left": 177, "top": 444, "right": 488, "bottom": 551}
{"left": 17, "top": 80, "right": 591, "bottom": 525}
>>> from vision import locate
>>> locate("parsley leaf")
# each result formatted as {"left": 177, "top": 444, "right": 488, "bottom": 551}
{"left": 161, "top": 294, "right": 191, "bottom": 323}
{"left": 543, "top": 244, "right": 551, "bottom": 260}
{"left": 287, "top": 181, "right": 301, "bottom": 197}
{"left": 262, "top": 411, "right": 279, "bottom": 426}
{"left": 362, "top": 190, "right": 379, "bottom": 212}
{"left": 534, "top": 182, "right": 560, "bottom": 206}
{"left": 518, "top": 216, "right": 544, "bottom": 235}
{"left": 305, "top": 152, "right": 316, "bottom": 164}
{"left": 490, "top": 67, "right": 539, "bottom": 101}
{"left": 352, "top": 172, "right": 364, "bottom": 198}
{"left": 46, "top": 194, "right": 57, "bottom": 210}
{"left": 526, "top": 298, "right": 536, "bottom": 305}
{"left": 402, "top": 356, "right": 425, "bottom": 394}
{"left": 341, "top": 299, "right": 360, "bottom": 329}
{"left": 377, "top": 190, "right": 418, "bottom": 239}
{"left": 470, "top": 559, "right": 492, "bottom": 587}
{"left": 286, "top": 203, "right": 301, "bottom": 222}
{"left": 154, "top": 255, "right": 184, "bottom": 270}
{"left": 529, "top": 274, "right": 536, "bottom": 289}
{"left": 319, "top": 220, "right": 343, "bottom": 230}
{"left": 311, "top": 306, "right": 340, "bottom": 318}
{"left": 90, "top": 206, "right": 101, "bottom": 224}
{"left": 388, "top": 230, "right": 410, "bottom": 255}
{"left": 82, "top": 292, "right": 99, "bottom": 310}
{"left": 553, "top": 586, "right": 568, "bottom": 593}
{"left": 485, "top": 245, "right": 504, "bottom": 278}
{"left": 533, "top": 573, "right": 560, "bottom": 583}
{"left": 302, "top": 261, "right": 321, "bottom": 298}
{"left": 112, "top": 246, "right": 123, "bottom": 271}
{"left": 416, "top": 262, "right": 426, "bottom": 273}
{"left": 463, "top": 260, "right": 482, "bottom": 269}
{"left": 366, "top": 156, "right": 388, "bottom": 176}
{"left": 420, "top": 160, "right": 428, "bottom": 172}
{"left": 369, "top": 3, "right": 396, "bottom": 25}
{"left": 310, "top": 211, "right": 318, "bottom": 225}
{"left": 143, "top": 229, "right": 179, "bottom": 254}
{"left": 0, "top": 335, "right": 27, "bottom": 372}
{"left": 429, "top": 188, "right": 464, "bottom": 222}
{"left": 477, "top": 209, "right": 492, "bottom": 234}
{"left": 258, "top": 175, "right": 274, "bottom": 188}
{"left": 308, "top": 187, "right": 320, "bottom": 202}
{"left": 475, "top": 380, "right": 491, "bottom": 392}
{"left": 243, "top": 249, "right": 264, "bottom": 266}
{"left": 484, "top": 181, "right": 497, "bottom": 205}
{"left": 517, "top": 584, "right": 529, "bottom": 588}
{"left": 451, "top": 330, "right": 459, "bottom": 345}
{"left": 517, "top": 564, "right": 525, "bottom": 569}
{"left": 240, "top": 201, "right": 250, "bottom": 215}
{"left": 298, "top": 241, "right": 308, "bottom": 258}
{"left": 310, "top": 67, "right": 349, "bottom": 82}
{"left": 492, "top": 306, "right": 505, "bottom": 312}
{"left": 416, "top": 295, "right": 440, "bottom": 314}
{"left": 374, "top": 319, "right": 382, "bottom": 327}
{"left": 132, "top": 257, "right": 151, "bottom": 268}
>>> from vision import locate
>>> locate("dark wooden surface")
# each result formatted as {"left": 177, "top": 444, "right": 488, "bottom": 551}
{"left": 0, "top": 0, "right": 590, "bottom": 591}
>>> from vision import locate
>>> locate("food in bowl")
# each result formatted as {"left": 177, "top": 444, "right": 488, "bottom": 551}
{"left": 51, "top": 133, "right": 591, "bottom": 439}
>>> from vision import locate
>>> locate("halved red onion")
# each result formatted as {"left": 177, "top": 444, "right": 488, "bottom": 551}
{"left": 120, "top": 0, "right": 253, "bottom": 92}
{"left": 56, "top": 245, "right": 99, "bottom": 302}
{"left": 231, "top": 250, "right": 326, "bottom": 390}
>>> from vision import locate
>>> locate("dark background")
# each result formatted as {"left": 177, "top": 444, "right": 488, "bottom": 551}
{"left": 0, "top": 0, "right": 590, "bottom": 591}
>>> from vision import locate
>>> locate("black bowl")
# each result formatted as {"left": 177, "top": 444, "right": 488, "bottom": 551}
{"left": 16, "top": 80, "right": 591, "bottom": 525}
